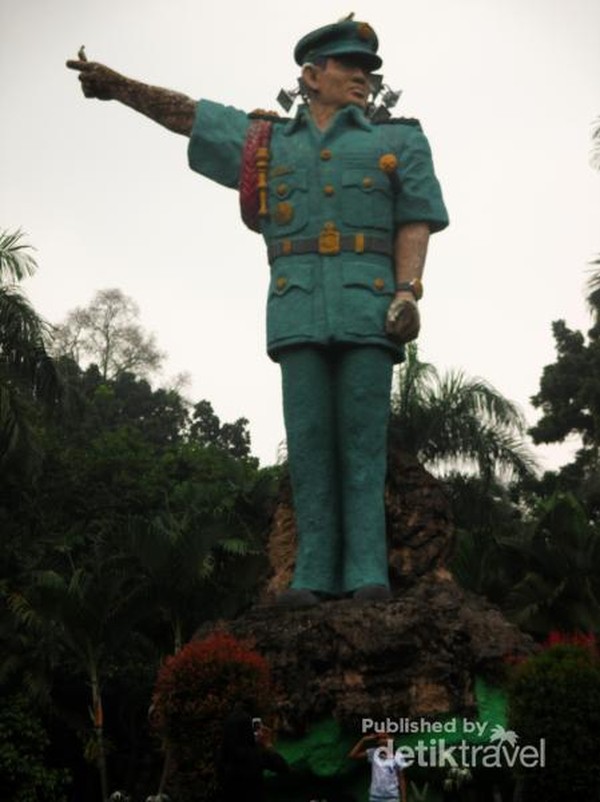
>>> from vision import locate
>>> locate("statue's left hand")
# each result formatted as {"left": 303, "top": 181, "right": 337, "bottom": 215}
{"left": 385, "top": 296, "right": 421, "bottom": 344}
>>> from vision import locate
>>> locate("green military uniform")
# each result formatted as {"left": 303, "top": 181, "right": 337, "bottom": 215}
{"left": 187, "top": 21, "right": 448, "bottom": 596}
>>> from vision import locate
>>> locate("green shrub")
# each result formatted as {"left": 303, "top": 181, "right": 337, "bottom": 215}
{"left": 151, "top": 631, "right": 271, "bottom": 801}
{"left": 508, "top": 643, "right": 600, "bottom": 800}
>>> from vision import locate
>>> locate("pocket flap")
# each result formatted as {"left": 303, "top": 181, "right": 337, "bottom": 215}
{"left": 342, "top": 263, "right": 394, "bottom": 295}
{"left": 270, "top": 266, "right": 315, "bottom": 296}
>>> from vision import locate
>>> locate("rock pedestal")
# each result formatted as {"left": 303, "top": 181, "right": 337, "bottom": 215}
{"left": 203, "top": 571, "right": 533, "bottom": 734}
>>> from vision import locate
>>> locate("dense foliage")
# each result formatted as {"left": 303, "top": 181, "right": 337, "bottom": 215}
{"left": 508, "top": 642, "right": 600, "bottom": 800}
{"left": 0, "top": 252, "right": 278, "bottom": 800}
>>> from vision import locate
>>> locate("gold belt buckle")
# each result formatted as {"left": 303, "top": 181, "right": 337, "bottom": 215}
{"left": 318, "top": 222, "right": 341, "bottom": 255}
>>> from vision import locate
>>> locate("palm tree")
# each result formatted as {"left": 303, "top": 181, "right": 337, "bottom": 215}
{"left": 449, "top": 474, "right": 529, "bottom": 604}
{"left": 129, "top": 470, "right": 258, "bottom": 654}
{"left": 0, "top": 228, "right": 60, "bottom": 472}
{"left": 8, "top": 543, "right": 147, "bottom": 802}
{"left": 504, "top": 492, "right": 600, "bottom": 634}
{"left": 389, "top": 344, "right": 538, "bottom": 483}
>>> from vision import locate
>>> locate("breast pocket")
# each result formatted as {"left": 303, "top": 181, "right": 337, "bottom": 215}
{"left": 342, "top": 169, "right": 393, "bottom": 232}
{"left": 266, "top": 169, "right": 309, "bottom": 236}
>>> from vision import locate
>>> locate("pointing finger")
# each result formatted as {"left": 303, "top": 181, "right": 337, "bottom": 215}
{"left": 66, "top": 59, "right": 93, "bottom": 71}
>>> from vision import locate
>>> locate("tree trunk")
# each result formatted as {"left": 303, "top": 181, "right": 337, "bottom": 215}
{"left": 89, "top": 658, "right": 109, "bottom": 802}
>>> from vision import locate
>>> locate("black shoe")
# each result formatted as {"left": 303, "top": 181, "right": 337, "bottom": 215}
{"left": 352, "top": 585, "right": 392, "bottom": 602}
{"left": 275, "top": 588, "right": 320, "bottom": 608}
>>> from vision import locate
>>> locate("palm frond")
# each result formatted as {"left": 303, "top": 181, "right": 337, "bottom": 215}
{"left": 391, "top": 347, "right": 537, "bottom": 482}
{"left": 591, "top": 116, "right": 600, "bottom": 171}
{"left": 586, "top": 264, "right": 600, "bottom": 317}
{"left": 0, "top": 229, "right": 37, "bottom": 282}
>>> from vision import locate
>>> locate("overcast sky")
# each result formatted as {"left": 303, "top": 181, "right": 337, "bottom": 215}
{"left": 2, "top": 0, "right": 599, "bottom": 470}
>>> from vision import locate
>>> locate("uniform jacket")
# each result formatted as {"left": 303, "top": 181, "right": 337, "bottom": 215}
{"left": 188, "top": 100, "right": 449, "bottom": 361}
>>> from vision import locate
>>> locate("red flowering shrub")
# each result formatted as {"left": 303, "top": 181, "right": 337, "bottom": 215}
{"left": 544, "top": 630, "right": 597, "bottom": 655}
{"left": 151, "top": 631, "right": 271, "bottom": 801}
{"left": 504, "top": 630, "right": 597, "bottom": 668}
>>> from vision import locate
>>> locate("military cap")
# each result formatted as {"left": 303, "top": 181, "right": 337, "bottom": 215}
{"left": 294, "top": 19, "right": 382, "bottom": 70}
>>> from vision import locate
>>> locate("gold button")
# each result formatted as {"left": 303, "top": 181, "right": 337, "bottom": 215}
{"left": 274, "top": 202, "right": 294, "bottom": 225}
{"left": 276, "top": 276, "right": 288, "bottom": 290}
{"left": 320, "top": 149, "right": 333, "bottom": 161}
{"left": 379, "top": 153, "right": 399, "bottom": 173}
{"left": 374, "top": 278, "right": 385, "bottom": 291}
{"left": 323, "top": 185, "right": 335, "bottom": 196}
{"left": 362, "top": 176, "right": 374, "bottom": 189}
{"left": 276, "top": 183, "right": 289, "bottom": 197}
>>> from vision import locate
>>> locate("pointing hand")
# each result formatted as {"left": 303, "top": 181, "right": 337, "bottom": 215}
{"left": 66, "top": 48, "right": 123, "bottom": 100}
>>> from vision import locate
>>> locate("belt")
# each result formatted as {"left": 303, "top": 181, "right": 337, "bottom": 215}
{"left": 267, "top": 226, "right": 392, "bottom": 263}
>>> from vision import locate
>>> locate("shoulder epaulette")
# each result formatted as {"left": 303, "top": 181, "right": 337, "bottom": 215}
{"left": 248, "top": 109, "right": 290, "bottom": 123}
{"left": 373, "top": 116, "right": 422, "bottom": 127}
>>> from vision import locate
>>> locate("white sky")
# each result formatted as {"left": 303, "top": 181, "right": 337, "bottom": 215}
{"left": 2, "top": 0, "right": 599, "bottom": 470}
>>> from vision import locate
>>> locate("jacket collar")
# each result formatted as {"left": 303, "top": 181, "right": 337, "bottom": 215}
{"left": 283, "top": 103, "right": 372, "bottom": 136}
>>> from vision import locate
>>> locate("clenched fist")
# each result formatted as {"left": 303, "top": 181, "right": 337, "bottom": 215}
{"left": 385, "top": 296, "right": 421, "bottom": 345}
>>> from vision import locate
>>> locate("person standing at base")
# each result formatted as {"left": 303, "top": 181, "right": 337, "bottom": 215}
{"left": 66, "top": 17, "right": 448, "bottom": 606}
{"left": 349, "top": 733, "right": 407, "bottom": 802}
{"left": 218, "top": 711, "right": 289, "bottom": 802}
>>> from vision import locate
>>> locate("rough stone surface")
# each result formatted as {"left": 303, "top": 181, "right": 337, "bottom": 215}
{"left": 198, "top": 572, "right": 534, "bottom": 736}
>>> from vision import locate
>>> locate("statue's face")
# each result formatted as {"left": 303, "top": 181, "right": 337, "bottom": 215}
{"left": 308, "top": 55, "right": 372, "bottom": 111}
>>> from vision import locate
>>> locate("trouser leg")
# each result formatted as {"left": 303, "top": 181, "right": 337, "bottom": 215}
{"left": 279, "top": 346, "right": 342, "bottom": 594}
{"left": 336, "top": 346, "right": 394, "bottom": 593}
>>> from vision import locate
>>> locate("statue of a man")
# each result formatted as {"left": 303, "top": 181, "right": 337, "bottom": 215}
{"left": 67, "top": 19, "right": 448, "bottom": 606}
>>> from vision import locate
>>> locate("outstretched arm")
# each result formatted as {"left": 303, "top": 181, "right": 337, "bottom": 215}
{"left": 66, "top": 49, "right": 196, "bottom": 136}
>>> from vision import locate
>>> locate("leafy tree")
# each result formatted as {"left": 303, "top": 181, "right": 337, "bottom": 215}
{"left": 390, "top": 344, "right": 537, "bottom": 483}
{"left": 0, "top": 229, "right": 60, "bottom": 473}
{"left": 530, "top": 294, "right": 600, "bottom": 512}
{"left": 1, "top": 351, "right": 274, "bottom": 798}
{"left": 54, "top": 361, "right": 189, "bottom": 448}
{"left": 54, "top": 288, "right": 164, "bottom": 380}
{"left": 190, "top": 399, "right": 252, "bottom": 460}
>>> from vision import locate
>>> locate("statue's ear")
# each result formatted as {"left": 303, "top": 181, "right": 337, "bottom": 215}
{"left": 300, "top": 64, "right": 320, "bottom": 93}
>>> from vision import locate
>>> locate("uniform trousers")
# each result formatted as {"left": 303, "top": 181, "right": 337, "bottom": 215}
{"left": 279, "top": 344, "right": 394, "bottom": 595}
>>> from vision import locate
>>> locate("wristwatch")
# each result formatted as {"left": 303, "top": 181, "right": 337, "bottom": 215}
{"left": 396, "top": 278, "right": 423, "bottom": 301}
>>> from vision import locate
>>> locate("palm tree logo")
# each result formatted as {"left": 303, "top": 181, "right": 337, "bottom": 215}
{"left": 489, "top": 725, "right": 519, "bottom": 747}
